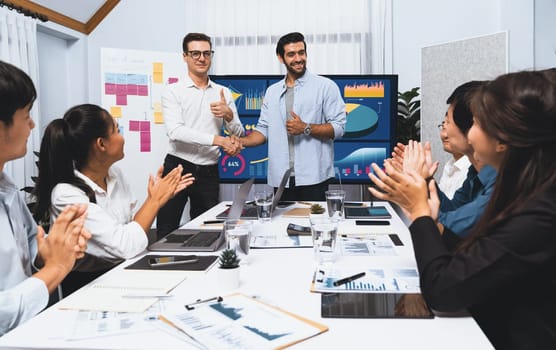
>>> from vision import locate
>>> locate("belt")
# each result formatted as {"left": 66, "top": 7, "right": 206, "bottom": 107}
{"left": 289, "top": 176, "right": 295, "bottom": 188}
{"left": 166, "top": 154, "right": 218, "bottom": 174}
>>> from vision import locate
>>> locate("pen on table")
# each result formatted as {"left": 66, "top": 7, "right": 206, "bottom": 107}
{"left": 203, "top": 220, "right": 224, "bottom": 224}
{"left": 333, "top": 272, "right": 366, "bottom": 287}
{"left": 185, "top": 296, "right": 223, "bottom": 310}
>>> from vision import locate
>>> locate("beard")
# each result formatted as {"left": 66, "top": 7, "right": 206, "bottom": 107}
{"left": 286, "top": 60, "right": 306, "bottom": 78}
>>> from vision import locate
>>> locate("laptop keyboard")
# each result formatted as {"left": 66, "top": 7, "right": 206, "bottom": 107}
{"left": 182, "top": 231, "right": 221, "bottom": 247}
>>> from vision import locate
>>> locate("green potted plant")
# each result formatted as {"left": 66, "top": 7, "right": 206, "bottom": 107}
{"left": 310, "top": 203, "right": 325, "bottom": 215}
{"left": 218, "top": 248, "right": 241, "bottom": 290}
{"left": 397, "top": 87, "right": 421, "bottom": 145}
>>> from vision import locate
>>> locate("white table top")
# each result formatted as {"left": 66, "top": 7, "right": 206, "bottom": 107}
{"left": 0, "top": 201, "right": 493, "bottom": 349}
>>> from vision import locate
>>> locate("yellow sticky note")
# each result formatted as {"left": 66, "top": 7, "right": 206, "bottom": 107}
{"left": 154, "top": 111, "right": 164, "bottom": 124}
{"left": 110, "top": 106, "right": 122, "bottom": 118}
{"left": 153, "top": 72, "right": 163, "bottom": 84}
{"left": 152, "top": 62, "right": 163, "bottom": 73}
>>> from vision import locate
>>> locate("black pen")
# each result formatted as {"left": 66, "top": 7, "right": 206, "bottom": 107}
{"left": 333, "top": 272, "right": 366, "bottom": 287}
{"left": 203, "top": 220, "right": 224, "bottom": 224}
{"left": 185, "top": 296, "right": 223, "bottom": 310}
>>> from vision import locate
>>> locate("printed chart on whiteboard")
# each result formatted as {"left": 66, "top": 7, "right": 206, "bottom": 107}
{"left": 100, "top": 48, "right": 185, "bottom": 204}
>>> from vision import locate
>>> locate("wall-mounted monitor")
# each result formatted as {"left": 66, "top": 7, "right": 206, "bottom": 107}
{"left": 213, "top": 74, "right": 398, "bottom": 184}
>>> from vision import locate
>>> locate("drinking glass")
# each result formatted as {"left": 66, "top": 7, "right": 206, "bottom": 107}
{"left": 254, "top": 190, "right": 274, "bottom": 222}
{"left": 309, "top": 215, "right": 338, "bottom": 264}
{"left": 325, "top": 190, "right": 346, "bottom": 221}
{"left": 224, "top": 220, "right": 252, "bottom": 264}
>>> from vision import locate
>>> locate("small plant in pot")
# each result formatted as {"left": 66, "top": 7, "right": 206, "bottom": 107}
{"left": 218, "top": 249, "right": 241, "bottom": 290}
{"left": 219, "top": 248, "right": 240, "bottom": 269}
{"left": 310, "top": 203, "right": 325, "bottom": 215}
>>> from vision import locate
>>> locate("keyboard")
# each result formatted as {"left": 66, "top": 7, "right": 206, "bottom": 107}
{"left": 182, "top": 231, "right": 221, "bottom": 247}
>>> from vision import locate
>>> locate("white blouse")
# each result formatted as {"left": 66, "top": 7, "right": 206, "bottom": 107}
{"left": 50, "top": 166, "right": 147, "bottom": 269}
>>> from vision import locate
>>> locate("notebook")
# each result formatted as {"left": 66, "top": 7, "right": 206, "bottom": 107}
{"left": 215, "top": 169, "right": 291, "bottom": 220}
{"left": 147, "top": 229, "right": 225, "bottom": 252}
{"left": 125, "top": 254, "right": 218, "bottom": 272}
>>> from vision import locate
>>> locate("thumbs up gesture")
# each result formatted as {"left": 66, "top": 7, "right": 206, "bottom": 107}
{"left": 286, "top": 111, "right": 306, "bottom": 135}
{"left": 210, "top": 88, "right": 233, "bottom": 122}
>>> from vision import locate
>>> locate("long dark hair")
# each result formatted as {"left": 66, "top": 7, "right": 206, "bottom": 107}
{"left": 460, "top": 70, "right": 556, "bottom": 249}
{"left": 33, "top": 104, "right": 114, "bottom": 223}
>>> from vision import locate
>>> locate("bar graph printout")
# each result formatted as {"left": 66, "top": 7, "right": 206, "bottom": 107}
{"left": 312, "top": 267, "right": 421, "bottom": 294}
{"left": 160, "top": 293, "right": 327, "bottom": 349}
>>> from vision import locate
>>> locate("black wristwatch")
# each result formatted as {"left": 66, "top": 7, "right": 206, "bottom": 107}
{"left": 303, "top": 123, "right": 312, "bottom": 135}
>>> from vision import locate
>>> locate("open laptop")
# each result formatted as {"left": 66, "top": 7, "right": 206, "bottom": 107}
{"left": 215, "top": 168, "right": 292, "bottom": 220}
{"left": 147, "top": 178, "right": 255, "bottom": 252}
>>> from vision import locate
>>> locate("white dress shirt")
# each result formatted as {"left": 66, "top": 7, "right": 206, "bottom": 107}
{"left": 438, "top": 155, "right": 472, "bottom": 199}
{"left": 162, "top": 76, "right": 244, "bottom": 165}
{"left": 50, "top": 166, "right": 147, "bottom": 271}
{"left": 0, "top": 172, "right": 48, "bottom": 336}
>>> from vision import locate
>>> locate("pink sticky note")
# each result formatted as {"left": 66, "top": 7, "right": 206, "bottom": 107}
{"left": 105, "top": 83, "right": 116, "bottom": 95}
{"left": 168, "top": 77, "right": 179, "bottom": 84}
{"left": 127, "top": 84, "right": 138, "bottom": 95}
{"left": 116, "top": 95, "right": 127, "bottom": 105}
{"left": 138, "top": 85, "right": 148, "bottom": 96}
{"left": 140, "top": 121, "right": 150, "bottom": 132}
{"left": 116, "top": 84, "right": 127, "bottom": 95}
{"left": 140, "top": 131, "right": 151, "bottom": 152}
{"left": 129, "top": 120, "right": 140, "bottom": 131}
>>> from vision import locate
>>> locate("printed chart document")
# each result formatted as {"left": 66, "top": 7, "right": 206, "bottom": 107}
{"left": 160, "top": 293, "right": 328, "bottom": 349}
{"left": 57, "top": 270, "right": 187, "bottom": 312}
{"left": 251, "top": 234, "right": 313, "bottom": 248}
{"left": 311, "top": 266, "right": 421, "bottom": 294}
{"left": 66, "top": 300, "right": 169, "bottom": 340}
{"left": 338, "top": 235, "right": 398, "bottom": 256}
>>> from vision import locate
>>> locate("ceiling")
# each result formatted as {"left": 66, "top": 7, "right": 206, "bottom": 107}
{"left": 10, "top": 0, "right": 120, "bottom": 34}
{"left": 31, "top": 0, "right": 108, "bottom": 23}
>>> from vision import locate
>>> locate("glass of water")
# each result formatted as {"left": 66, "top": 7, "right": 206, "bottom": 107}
{"left": 325, "top": 190, "right": 346, "bottom": 221}
{"left": 254, "top": 190, "right": 274, "bottom": 223}
{"left": 309, "top": 215, "right": 338, "bottom": 264}
{"left": 224, "top": 220, "right": 252, "bottom": 264}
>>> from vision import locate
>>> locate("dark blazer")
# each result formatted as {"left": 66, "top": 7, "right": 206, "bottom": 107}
{"left": 409, "top": 184, "right": 556, "bottom": 349}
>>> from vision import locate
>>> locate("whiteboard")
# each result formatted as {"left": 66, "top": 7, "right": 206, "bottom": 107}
{"left": 421, "top": 32, "right": 507, "bottom": 176}
{"left": 100, "top": 48, "right": 185, "bottom": 205}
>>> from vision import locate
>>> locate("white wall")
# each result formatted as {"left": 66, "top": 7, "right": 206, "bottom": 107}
{"left": 535, "top": 0, "right": 556, "bottom": 69}
{"left": 87, "top": 0, "right": 188, "bottom": 104}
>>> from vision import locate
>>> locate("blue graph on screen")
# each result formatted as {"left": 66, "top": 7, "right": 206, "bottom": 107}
{"left": 333, "top": 142, "right": 390, "bottom": 180}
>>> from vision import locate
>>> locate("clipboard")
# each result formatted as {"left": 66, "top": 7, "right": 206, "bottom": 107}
{"left": 282, "top": 207, "right": 311, "bottom": 217}
{"left": 160, "top": 293, "right": 328, "bottom": 349}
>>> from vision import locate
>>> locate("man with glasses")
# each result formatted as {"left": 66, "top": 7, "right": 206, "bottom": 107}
{"left": 399, "top": 81, "right": 495, "bottom": 237}
{"left": 236, "top": 32, "right": 346, "bottom": 200}
{"left": 156, "top": 33, "right": 244, "bottom": 239}
{"left": 437, "top": 117, "right": 471, "bottom": 199}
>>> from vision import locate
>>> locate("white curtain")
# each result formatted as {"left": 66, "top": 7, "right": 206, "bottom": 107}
{"left": 0, "top": 7, "right": 41, "bottom": 190}
{"left": 184, "top": 0, "right": 390, "bottom": 75}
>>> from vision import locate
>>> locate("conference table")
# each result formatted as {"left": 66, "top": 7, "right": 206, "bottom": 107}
{"left": 0, "top": 201, "right": 493, "bottom": 349}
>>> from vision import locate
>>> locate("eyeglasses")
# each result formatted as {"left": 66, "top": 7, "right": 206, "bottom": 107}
{"left": 185, "top": 50, "right": 214, "bottom": 59}
{"left": 437, "top": 121, "right": 445, "bottom": 130}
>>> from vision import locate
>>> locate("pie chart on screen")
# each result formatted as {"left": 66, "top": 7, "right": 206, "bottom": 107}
{"left": 344, "top": 103, "right": 379, "bottom": 138}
